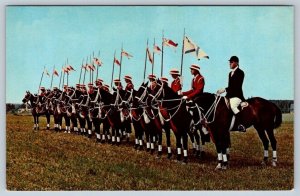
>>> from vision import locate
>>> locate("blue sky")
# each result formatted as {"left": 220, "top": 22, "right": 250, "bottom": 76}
{"left": 6, "top": 6, "right": 294, "bottom": 103}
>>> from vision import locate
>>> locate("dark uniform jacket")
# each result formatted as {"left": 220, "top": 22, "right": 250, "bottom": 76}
{"left": 225, "top": 67, "right": 245, "bottom": 101}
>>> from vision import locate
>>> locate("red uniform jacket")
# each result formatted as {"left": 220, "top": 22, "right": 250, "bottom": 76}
{"left": 182, "top": 74, "right": 205, "bottom": 99}
{"left": 125, "top": 82, "right": 134, "bottom": 91}
{"left": 171, "top": 77, "right": 182, "bottom": 93}
{"left": 116, "top": 84, "right": 123, "bottom": 90}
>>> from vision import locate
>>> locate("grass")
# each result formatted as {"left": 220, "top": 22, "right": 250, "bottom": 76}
{"left": 6, "top": 114, "right": 294, "bottom": 190}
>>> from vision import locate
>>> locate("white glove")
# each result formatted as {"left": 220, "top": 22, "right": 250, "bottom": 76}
{"left": 182, "top": 96, "right": 188, "bottom": 100}
{"left": 217, "top": 88, "right": 225, "bottom": 95}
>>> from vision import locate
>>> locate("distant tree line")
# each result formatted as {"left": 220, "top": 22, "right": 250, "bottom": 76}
{"left": 269, "top": 100, "right": 294, "bottom": 113}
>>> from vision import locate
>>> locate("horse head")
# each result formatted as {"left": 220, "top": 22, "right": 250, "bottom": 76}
{"left": 22, "top": 91, "right": 31, "bottom": 103}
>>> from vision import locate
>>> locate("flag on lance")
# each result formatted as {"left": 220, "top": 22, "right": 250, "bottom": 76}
{"left": 93, "top": 57, "right": 103, "bottom": 66}
{"left": 87, "top": 64, "right": 95, "bottom": 71}
{"left": 153, "top": 45, "right": 161, "bottom": 54}
{"left": 184, "top": 36, "right": 209, "bottom": 60}
{"left": 53, "top": 69, "right": 59, "bottom": 76}
{"left": 146, "top": 47, "right": 153, "bottom": 64}
{"left": 163, "top": 38, "right": 178, "bottom": 48}
{"left": 63, "top": 66, "right": 69, "bottom": 73}
{"left": 114, "top": 58, "right": 121, "bottom": 66}
{"left": 66, "top": 65, "right": 75, "bottom": 71}
{"left": 44, "top": 69, "right": 50, "bottom": 77}
{"left": 121, "top": 50, "right": 133, "bottom": 59}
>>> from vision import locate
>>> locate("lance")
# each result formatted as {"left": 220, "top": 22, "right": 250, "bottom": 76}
{"left": 50, "top": 65, "right": 55, "bottom": 89}
{"left": 59, "top": 65, "right": 63, "bottom": 89}
{"left": 96, "top": 50, "right": 100, "bottom": 80}
{"left": 152, "top": 38, "right": 155, "bottom": 75}
{"left": 180, "top": 28, "right": 186, "bottom": 76}
{"left": 38, "top": 66, "right": 45, "bottom": 94}
{"left": 79, "top": 58, "right": 84, "bottom": 84}
{"left": 92, "top": 52, "right": 94, "bottom": 83}
{"left": 143, "top": 39, "right": 149, "bottom": 82}
{"left": 62, "top": 66, "right": 65, "bottom": 89}
{"left": 111, "top": 50, "right": 116, "bottom": 87}
{"left": 89, "top": 54, "right": 92, "bottom": 84}
{"left": 118, "top": 43, "right": 123, "bottom": 80}
{"left": 67, "top": 58, "right": 69, "bottom": 87}
{"left": 161, "top": 30, "right": 164, "bottom": 77}
{"left": 83, "top": 56, "right": 88, "bottom": 85}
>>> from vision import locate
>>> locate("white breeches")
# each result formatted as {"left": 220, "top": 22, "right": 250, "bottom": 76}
{"left": 230, "top": 97, "right": 242, "bottom": 114}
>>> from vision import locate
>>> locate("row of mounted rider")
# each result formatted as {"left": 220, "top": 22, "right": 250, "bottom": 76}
{"left": 22, "top": 56, "right": 282, "bottom": 169}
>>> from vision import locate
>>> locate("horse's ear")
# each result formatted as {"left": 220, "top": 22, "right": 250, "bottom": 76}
{"left": 145, "top": 81, "right": 149, "bottom": 86}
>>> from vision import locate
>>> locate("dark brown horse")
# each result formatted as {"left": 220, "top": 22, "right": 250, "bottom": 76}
{"left": 22, "top": 91, "right": 51, "bottom": 130}
{"left": 192, "top": 93, "right": 282, "bottom": 169}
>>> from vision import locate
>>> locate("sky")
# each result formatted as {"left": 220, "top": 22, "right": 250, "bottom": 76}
{"left": 6, "top": 6, "right": 294, "bottom": 103}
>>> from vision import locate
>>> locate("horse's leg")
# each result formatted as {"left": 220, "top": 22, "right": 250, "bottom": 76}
{"left": 165, "top": 126, "right": 172, "bottom": 159}
{"left": 32, "top": 114, "right": 36, "bottom": 130}
{"left": 36, "top": 115, "right": 39, "bottom": 130}
{"left": 93, "top": 118, "right": 101, "bottom": 142}
{"left": 215, "top": 144, "right": 223, "bottom": 170}
{"left": 46, "top": 113, "right": 50, "bottom": 130}
{"left": 182, "top": 131, "right": 189, "bottom": 163}
{"left": 71, "top": 115, "right": 78, "bottom": 133}
{"left": 145, "top": 130, "right": 150, "bottom": 152}
{"left": 188, "top": 130, "right": 196, "bottom": 155}
{"left": 111, "top": 128, "right": 116, "bottom": 145}
{"left": 254, "top": 125, "right": 270, "bottom": 165}
{"left": 65, "top": 116, "right": 71, "bottom": 133}
{"left": 103, "top": 119, "right": 110, "bottom": 143}
{"left": 85, "top": 116, "right": 92, "bottom": 138}
{"left": 125, "top": 120, "right": 131, "bottom": 142}
{"left": 133, "top": 122, "right": 139, "bottom": 149}
{"left": 175, "top": 133, "right": 182, "bottom": 162}
{"left": 266, "top": 128, "right": 277, "bottom": 167}
{"left": 193, "top": 128, "right": 201, "bottom": 158}
{"left": 157, "top": 130, "right": 163, "bottom": 158}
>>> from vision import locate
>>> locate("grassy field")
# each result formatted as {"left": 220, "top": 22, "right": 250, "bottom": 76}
{"left": 6, "top": 114, "right": 294, "bottom": 190}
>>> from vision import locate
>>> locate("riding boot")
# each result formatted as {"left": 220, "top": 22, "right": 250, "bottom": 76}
{"left": 234, "top": 112, "right": 246, "bottom": 132}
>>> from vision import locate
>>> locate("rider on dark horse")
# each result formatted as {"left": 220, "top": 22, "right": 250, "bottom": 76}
{"left": 170, "top": 68, "right": 182, "bottom": 95}
{"left": 217, "top": 56, "right": 246, "bottom": 132}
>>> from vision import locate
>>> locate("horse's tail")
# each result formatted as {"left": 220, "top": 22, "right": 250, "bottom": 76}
{"left": 274, "top": 104, "right": 282, "bottom": 129}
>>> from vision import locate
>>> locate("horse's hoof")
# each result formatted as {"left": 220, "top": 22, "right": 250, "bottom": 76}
{"left": 272, "top": 161, "right": 277, "bottom": 167}
{"left": 167, "top": 153, "right": 172, "bottom": 159}
{"left": 215, "top": 163, "right": 222, "bottom": 170}
{"left": 261, "top": 160, "right": 267, "bottom": 166}
{"left": 146, "top": 148, "right": 150, "bottom": 152}
{"left": 150, "top": 149, "right": 155, "bottom": 154}
{"left": 222, "top": 165, "right": 228, "bottom": 170}
{"left": 182, "top": 158, "right": 188, "bottom": 164}
{"left": 47, "top": 127, "right": 50, "bottom": 130}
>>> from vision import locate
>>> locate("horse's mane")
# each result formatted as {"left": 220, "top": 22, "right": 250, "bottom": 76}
{"left": 194, "top": 92, "right": 218, "bottom": 111}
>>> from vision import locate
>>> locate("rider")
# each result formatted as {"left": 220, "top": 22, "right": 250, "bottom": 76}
{"left": 170, "top": 68, "right": 182, "bottom": 95}
{"left": 217, "top": 56, "right": 246, "bottom": 132}
{"left": 103, "top": 84, "right": 110, "bottom": 92}
{"left": 160, "top": 76, "right": 169, "bottom": 86}
{"left": 114, "top": 79, "right": 123, "bottom": 90}
{"left": 39, "top": 87, "right": 46, "bottom": 103}
{"left": 95, "top": 78, "right": 103, "bottom": 89}
{"left": 148, "top": 74, "right": 157, "bottom": 90}
{"left": 182, "top": 64, "right": 205, "bottom": 100}
{"left": 124, "top": 75, "right": 134, "bottom": 92}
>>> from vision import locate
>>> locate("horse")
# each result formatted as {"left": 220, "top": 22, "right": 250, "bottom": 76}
{"left": 149, "top": 80, "right": 207, "bottom": 159}
{"left": 146, "top": 81, "right": 193, "bottom": 163}
{"left": 133, "top": 82, "right": 165, "bottom": 157}
{"left": 22, "top": 91, "right": 51, "bottom": 130}
{"left": 192, "top": 93, "right": 282, "bottom": 169}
